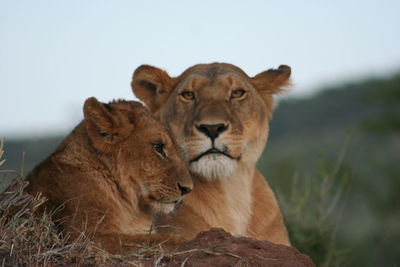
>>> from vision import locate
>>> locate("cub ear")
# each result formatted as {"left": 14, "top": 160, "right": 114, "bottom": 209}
{"left": 131, "top": 65, "right": 174, "bottom": 113}
{"left": 83, "top": 97, "right": 133, "bottom": 152}
{"left": 251, "top": 65, "right": 291, "bottom": 95}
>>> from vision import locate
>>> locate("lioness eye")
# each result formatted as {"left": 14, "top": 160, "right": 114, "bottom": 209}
{"left": 180, "top": 91, "right": 195, "bottom": 101}
{"left": 231, "top": 88, "right": 246, "bottom": 99}
{"left": 153, "top": 143, "right": 166, "bottom": 157}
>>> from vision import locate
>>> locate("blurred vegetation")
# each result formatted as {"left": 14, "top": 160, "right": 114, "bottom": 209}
{"left": 1, "top": 72, "right": 399, "bottom": 266}
{"left": 259, "top": 72, "right": 400, "bottom": 266}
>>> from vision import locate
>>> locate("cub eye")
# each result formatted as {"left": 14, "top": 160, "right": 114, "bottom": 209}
{"left": 153, "top": 143, "right": 166, "bottom": 157}
{"left": 180, "top": 91, "right": 195, "bottom": 101}
{"left": 231, "top": 88, "right": 246, "bottom": 99}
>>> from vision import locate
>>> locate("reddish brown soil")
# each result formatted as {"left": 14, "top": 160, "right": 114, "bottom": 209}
{"left": 149, "top": 228, "right": 315, "bottom": 267}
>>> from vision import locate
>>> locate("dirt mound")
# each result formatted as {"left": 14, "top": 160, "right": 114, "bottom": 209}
{"left": 155, "top": 228, "right": 315, "bottom": 267}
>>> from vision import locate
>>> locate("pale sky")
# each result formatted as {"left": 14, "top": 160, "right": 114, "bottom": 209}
{"left": 1, "top": 0, "right": 399, "bottom": 138}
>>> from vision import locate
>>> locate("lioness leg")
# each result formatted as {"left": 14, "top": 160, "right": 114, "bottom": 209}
{"left": 153, "top": 202, "right": 210, "bottom": 239}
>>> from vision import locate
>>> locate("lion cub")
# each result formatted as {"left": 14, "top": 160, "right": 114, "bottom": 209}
{"left": 24, "top": 97, "right": 193, "bottom": 254}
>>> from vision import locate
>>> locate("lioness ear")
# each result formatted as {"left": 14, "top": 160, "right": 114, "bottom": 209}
{"left": 131, "top": 65, "right": 174, "bottom": 113}
{"left": 83, "top": 97, "right": 133, "bottom": 152}
{"left": 251, "top": 65, "right": 291, "bottom": 95}
{"left": 251, "top": 65, "right": 291, "bottom": 120}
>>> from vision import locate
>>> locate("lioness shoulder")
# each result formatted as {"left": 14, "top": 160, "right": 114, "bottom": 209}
{"left": 132, "top": 63, "right": 291, "bottom": 246}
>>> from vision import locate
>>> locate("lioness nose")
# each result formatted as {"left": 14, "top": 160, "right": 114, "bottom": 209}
{"left": 177, "top": 182, "right": 192, "bottom": 195}
{"left": 196, "top": 123, "right": 228, "bottom": 140}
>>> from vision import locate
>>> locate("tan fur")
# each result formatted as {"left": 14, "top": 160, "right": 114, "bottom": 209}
{"left": 24, "top": 97, "right": 193, "bottom": 254}
{"left": 132, "top": 63, "right": 291, "bottom": 245}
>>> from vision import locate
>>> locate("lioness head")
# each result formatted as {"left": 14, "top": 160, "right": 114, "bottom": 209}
{"left": 131, "top": 63, "right": 290, "bottom": 180}
{"left": 83, "top": 97, "right": 193, "bottom": 213}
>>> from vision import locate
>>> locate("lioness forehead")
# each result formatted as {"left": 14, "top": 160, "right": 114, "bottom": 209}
{"left": 179, "top": 63, "right": 249, "bottom": 81}
{"left": 177, "top": 73, "right": 249, "bottom": 92}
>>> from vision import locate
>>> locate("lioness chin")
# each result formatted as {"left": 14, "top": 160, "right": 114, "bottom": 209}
{"left": 131, "top": 62, "right": 291, "bottom": 246}
{"left": 16, "top": 97, "right": 193, "bottom": 254}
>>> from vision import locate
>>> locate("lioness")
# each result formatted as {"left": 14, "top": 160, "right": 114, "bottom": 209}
{"left": 24, "top": 97, "right": 193, "bottom": 254}
{"left": 131, "top": 63, "right": 291, "bottom": 245}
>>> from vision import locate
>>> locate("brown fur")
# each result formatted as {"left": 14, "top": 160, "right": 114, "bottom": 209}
{"left": 24, "top": 97, "right": 193, "bottom": 254}
{"left": 131, "top": 63, "right": 291, "bottom": 246}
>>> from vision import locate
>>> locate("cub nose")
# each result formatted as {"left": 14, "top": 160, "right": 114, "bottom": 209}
{"left": 196, "top": 123, "right": 228, "bottom": 140}
{"left": 177, "top": 182, "right": 192, "bottom": 196}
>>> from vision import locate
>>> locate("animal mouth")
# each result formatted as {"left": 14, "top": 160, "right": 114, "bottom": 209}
{"left": 149, "top": 196, "right": 181, "bottom": 205}
{"left": 161, "top": 199, "right": 181, "bottom": 205}
{"left": 189, "top": 148, "right": 240, "bottom": 163}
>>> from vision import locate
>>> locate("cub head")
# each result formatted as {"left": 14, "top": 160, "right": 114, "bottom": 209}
{"left": 83, "top": 97, "right": 193, "bottom": 214}
{"left": 131, "top": 63, "right": 291, "bottom": 180}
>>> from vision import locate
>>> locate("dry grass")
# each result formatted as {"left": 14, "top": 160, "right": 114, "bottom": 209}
{"left": 0, "top": 178, "right": 104, "bottom": 266}
{"left": 0, "top": 140, "right": 5, "bottom": 168}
